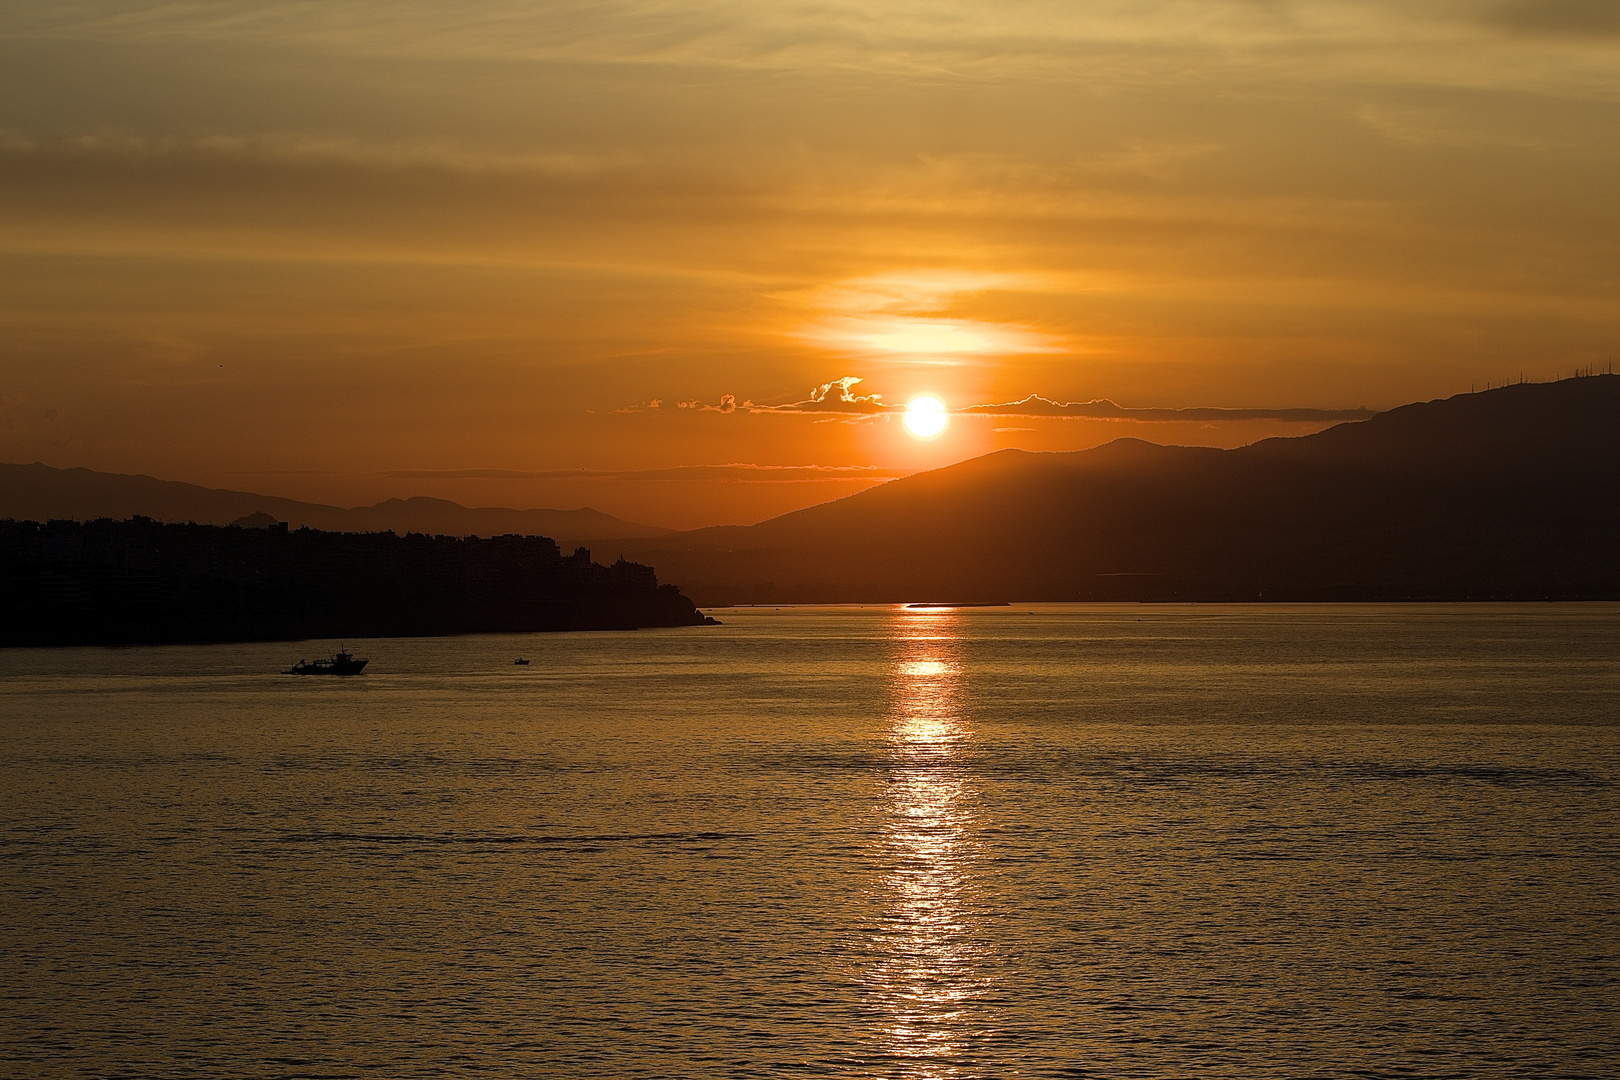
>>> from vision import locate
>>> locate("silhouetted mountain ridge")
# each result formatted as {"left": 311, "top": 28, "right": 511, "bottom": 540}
{"left": 614, "top": 377, "right": 1620, "bottom": 603}
{"left": 0, "top": 463, "right": 669, "bottom": 546}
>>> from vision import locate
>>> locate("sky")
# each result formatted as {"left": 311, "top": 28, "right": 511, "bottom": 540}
{"left": 2, "top": 1, "right": 1617, "bottom": 529}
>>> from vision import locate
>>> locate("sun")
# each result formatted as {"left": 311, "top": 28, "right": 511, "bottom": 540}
{"left": 904, "top": 395, "right": 948, "bottom": 439}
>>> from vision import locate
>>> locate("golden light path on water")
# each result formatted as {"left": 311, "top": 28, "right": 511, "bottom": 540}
{"left": 869, "top": 607, "right": 991, "bottom": 1076}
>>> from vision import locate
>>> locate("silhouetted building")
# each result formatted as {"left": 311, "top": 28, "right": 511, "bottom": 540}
{"left": 611, "top": 558, "right": 657, "bottom": 590}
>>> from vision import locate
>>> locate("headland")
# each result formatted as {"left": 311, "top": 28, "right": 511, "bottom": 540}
{"left": 0, "top": 517, "right": 711, "bottom": 646}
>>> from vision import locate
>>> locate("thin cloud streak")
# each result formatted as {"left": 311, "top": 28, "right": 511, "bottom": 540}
{"left": 957, "top": 395, "right": 1378, "bottom": 422}
{"left": 14, "top": 2, "right": 1619, "bottom": 88}
{"left": 640, "top": 382, "right": 1377, "bottom": 422}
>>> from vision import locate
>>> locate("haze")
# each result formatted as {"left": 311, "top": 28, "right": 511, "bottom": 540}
{"left": 3, "top": 1, "right": 1617, "bottom": 529}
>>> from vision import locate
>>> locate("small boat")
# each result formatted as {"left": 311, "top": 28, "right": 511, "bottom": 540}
{"left": 513, "top": 657, "right": 530, "bottom": 666}
{"left": 284, "top": 648, "right": 368, "bottom": 676}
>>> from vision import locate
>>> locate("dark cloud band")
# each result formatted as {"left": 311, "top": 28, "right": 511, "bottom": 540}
{"left": 955, "top": 395, "right": 1377, "bottom": 422}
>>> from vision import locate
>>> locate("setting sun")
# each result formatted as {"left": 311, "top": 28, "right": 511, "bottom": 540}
{"left": 904, "top": 396, "right": 948, "bottom": 439}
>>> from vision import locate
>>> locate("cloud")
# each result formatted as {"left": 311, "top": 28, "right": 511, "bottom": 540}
{"left": 23, "top": 1, "right": 1595, "bottom": 79}
{"left": 0, "top": 1, "right": 1344, "bottom": 69}
{"left": 780, "top": 271, "right": 1042, "bottom": 317}
{"left": 623, "top": 376, "right": 899, "bottom": 417}
{"left": 805, "top": 317, "right": 1065, "bottom": 363}
{"left": 784, "top": 272, "right": 1068, "bottom": 363}
{"left": 0, "top": 128, "right": 635, "bottom": 182}
{"left": 956, "top": 395, "right": 1377, "bottom": 422}
{"left": 750, "top": 376, "right": 900, "bottom": 415}
{"left": 644, "top": 383, "right": 1377, "bottom": 423}
{"left": 678, "top": 394, "right": 739, "bottom": 413}
{"left": 1486, "top": 0, "right": 1620, "bottom": 36}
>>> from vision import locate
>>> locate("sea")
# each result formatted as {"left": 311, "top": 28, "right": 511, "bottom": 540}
{"left": 1, "top": 604, "right": 1616, "bottom": 1079}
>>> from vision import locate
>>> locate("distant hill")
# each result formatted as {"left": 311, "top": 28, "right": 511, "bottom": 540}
{"left": 0, "top": 518, "right": 707, "bottom": 645}
{"left": 0, "top": 463, "right": 670, "bottom": 547}
{"left": 613, "top": 376, "right": 1620, "bottom": 603}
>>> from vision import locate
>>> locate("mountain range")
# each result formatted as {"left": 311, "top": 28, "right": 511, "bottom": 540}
{"left": 614, "top": 376, "right": 1620, "bottom": 604}
{"left": 7, "top": 376, "right": 1617, "bottom": 605}
{"left": 0, "top": 464, "right": 669, "bottom": 549}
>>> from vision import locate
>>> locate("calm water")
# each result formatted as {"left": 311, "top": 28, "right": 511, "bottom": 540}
{"left": 2, "top": 605, "right": 1617, "bottom": 1078}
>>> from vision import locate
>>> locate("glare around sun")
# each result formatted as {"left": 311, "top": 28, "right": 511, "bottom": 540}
{"left": 904, "top": 396, "right": 948, "bottom": 438}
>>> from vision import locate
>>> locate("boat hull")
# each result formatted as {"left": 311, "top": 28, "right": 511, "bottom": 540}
{"left": 284, "top": 656, "right": 368, "bottom": 676}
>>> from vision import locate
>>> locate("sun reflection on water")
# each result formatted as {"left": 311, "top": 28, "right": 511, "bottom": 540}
{"left": 868, "top": 607, "right": 989, "bottom": 1076}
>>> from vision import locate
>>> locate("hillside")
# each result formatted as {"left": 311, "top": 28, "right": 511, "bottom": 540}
{"left": 0, "top": 463, "right": 669, "bottom": 547}
{"left": 0, "top": 518, "right": 707, "bottom": 645}
{"left": 613, "top": 377, "right": 1620, "bottom": 603}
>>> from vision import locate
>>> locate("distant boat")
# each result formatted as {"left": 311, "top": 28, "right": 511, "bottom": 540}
{"left": 284, "top": 648, "right": 368, "bottom": 676}
{"left": 513, "top": 657, "right": 530, "bottom": 666}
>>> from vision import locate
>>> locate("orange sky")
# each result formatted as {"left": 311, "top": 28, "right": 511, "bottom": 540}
{"left": 2, "top": 2, "right": 1617, "bottom": 529}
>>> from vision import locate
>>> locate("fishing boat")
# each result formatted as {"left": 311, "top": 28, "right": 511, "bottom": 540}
{"left": 284, "top": 648, "right": 368, "bottom": 676}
